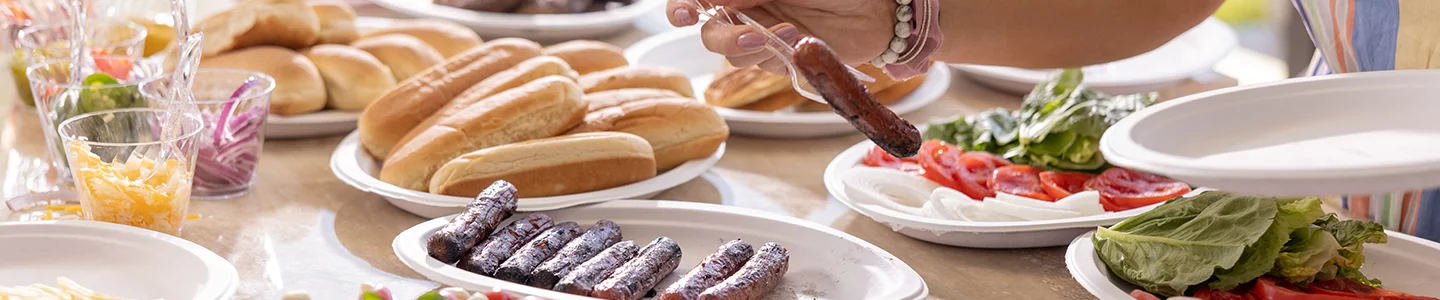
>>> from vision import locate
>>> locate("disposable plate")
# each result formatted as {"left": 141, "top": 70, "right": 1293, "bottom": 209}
{"left": 369, "top": 0, "right": 664, "bottom": 41}
{"left": 0, "top": 221, "right": 238, "bottom": 300}
{"left": 330, "top": 132, "right": 725, "bottom": 218}
{"left": 1100, "top": 70, "right": 1440, "bottom": 197}
{"left": 1066, "top": 231, "right": 1440, "bottom": 300}
{"left": 393, "top": 200, "right": 929, "bottom": 299}
{"left": 955, "top": 17, "right": 1236, "bottom": 95}
{"left": 824, "top": 141, "right": 1164, "bottom": 248}
{"left": 265, "top": 110, "right": 360, "bottom": 140}
{"left": 624, "top": 26, "right": 950, "bottom": 138}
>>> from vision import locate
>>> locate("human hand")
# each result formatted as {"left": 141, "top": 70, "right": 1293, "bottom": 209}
{"left": 667, "top": 0, "right": 896, "bottom": 74}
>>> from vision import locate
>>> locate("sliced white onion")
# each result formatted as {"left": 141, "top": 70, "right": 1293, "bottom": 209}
{"left": 922, "top": 188, "right": 971, "bottom": 221}
{"left": 1052, "top": 191, "right": 1106, "bottom": 216}
{"left": 986, "top": 193, "right": 1087, "bottom": 221}
{"left": 841, "top": 167, "right": 938, "bottom": 215}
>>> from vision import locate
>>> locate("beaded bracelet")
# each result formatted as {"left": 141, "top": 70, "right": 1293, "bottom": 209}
{"left": 870, "top": 0, "right": 941, "bottom": 79}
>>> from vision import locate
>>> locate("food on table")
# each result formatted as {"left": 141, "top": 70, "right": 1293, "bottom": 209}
{"left": 707, "top": 63, "right": 921, "bottom": 113}
{"left": 515, "top": 0, "right": 589, "bottom": 15}
{"left": 593, "top": 237, "right": 684, "bottom": 300}
{"left": 129, "top": 16, "right": 177, "bottom": 58}
{"left": 67, "top": 142, "right": 192, "bottom": 235}
{"left": 529, "top": 220, "right": 624, "bottom": 288}
{"left": 567, "top": 98, "right": 728, "bottom": 170}
{"left": 360, "top": 20, "right": 484, "bottom": 59}
{"left": 437, "top": 0, "right": 632, "bottom": 14}
{"left": 991, "top": 165, "right": 1052, "bottom": 201}
{"left": 1095, "top": 191, "right": 1430, "bottom": 299}
{"left": 542, "top": 40, "right": 630, "bottom": 75}
{"left": 359, "top": 38, "right": 544, "bottom": 158}
{"left": 697, "top": 242, "right": 790, "bottom": 300}
{"left": 0, "top": 277, "right": 127, "bottom": 299}
{"left": 736, "top": 88, "right": 810, "bottom": 112}
{"left": 923, "top": 69, "right": 1157, "bottom": 171}
{"left": 381, "top": 75, "right": 585, "bottom": 191}
{"left": 194, "top": 0, "right": 321, "bottom": 56}
{"left": 841, "top": 167, "right": 939, "bottom": 208}
{"left": 200, "top": 46, "right": 327, "bottom": 115}
{"left": 842, "top": 166, "right": 1110, "bottom": 221}
{"left": 705, "top": 66, "right": 791, "bottom": 108}
{"left": 301, "top": 45, "right": 397, "bottom": 111}
{"left": 426, "top": 181, "right": 520, "bottom": 264}
{"left": 1038, "top": 171, "right": 1094, "bottom": 199}
{"left": 459, "top": 213, "right": 555, "bottom": 275}
{"left": 660, "top": 239, "right": 756, "bottom": 300}
{"left": 493, "top": 221, "right": 582, "bottom": 283}
{"left": 192, "top": 79, "right": 268, "bottom": 193}
{"left": 351, "top": 34, "right": 446, "bottom": 82}
{"left": 427, "top": 132, "right": 656, "bottom": 199}
{"left": 1088, "top": 168, "right": 1193, "bottom": 212}
{"left": 585, "top": 88, "right": 683, "bottom": 112}
{"left": 348, "top": 283, "right": 528, "bottom": 300}
{"left": 554, "top": 240, "right": 640, "bottom": 295}
{"left": 794, "top": 73, "right": 926, "bottom": 112}
{"left": 311, "top": 1, "right": 360, "bottom": 45}
{"left": 579, "top": 65, "right": 695, "bottom": 97}
{"left": 405, "top": 55, "right": 580, "bottom": 147}
{"left": 793, "top": 36, "right": 921, "bottom": 158}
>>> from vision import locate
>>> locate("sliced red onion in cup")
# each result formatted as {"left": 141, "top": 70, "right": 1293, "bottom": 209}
{"left": 192, "top": 78, "right": 267, "bottom": 192}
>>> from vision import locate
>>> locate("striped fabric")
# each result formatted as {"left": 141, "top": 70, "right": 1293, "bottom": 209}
{"left": 1294, "top": 0, "right": 1440, "bottom": 242}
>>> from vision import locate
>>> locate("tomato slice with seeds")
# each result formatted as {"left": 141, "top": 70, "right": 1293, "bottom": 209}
{"left": 862, "top": 145, "right": 924, "bottom": 175}
{"left": 992, "top": 165, "right": 1053, "bottom": 201}
{"left": 915, "top": 140, "right": 964, "bottom": 190}
{"left": 952, "top": 152, "right": 1012, "bottom": 200}
{"left": 1039, "top": 171, "right": 1095, "bottom": 199}
{"left": 1088, "top": 168, "right": 1190, "bottom": 211}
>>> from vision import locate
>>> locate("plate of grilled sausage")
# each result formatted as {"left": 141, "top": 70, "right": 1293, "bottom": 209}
{"left": 394, "top": 180, "right": 929, "bottom": 300}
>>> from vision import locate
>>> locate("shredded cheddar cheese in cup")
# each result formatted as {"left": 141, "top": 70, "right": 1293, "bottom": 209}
{"left": 67, "top": 142, "right": 193, "bottom": 235}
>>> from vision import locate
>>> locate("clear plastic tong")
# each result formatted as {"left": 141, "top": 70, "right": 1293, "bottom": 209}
{"left": 688, "top": 0, "right": 874, "bottom": 103}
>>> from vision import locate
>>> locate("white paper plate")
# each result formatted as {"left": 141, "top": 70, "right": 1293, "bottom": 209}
{"left": 954, "top": 17, "right": 1237, "bottom": 95}
{"left": 393, "top": 200, "right": 929, "bottom": 300}
{"left": 331, "top": 131, "right": 725, "bottom": 218}
{"left": 369, "top": 0, "right": 664, "bottom": 41}
{"left": 625, "top": 27, "right": 950, "bottom": 138}
{"left": 1066, "top": 231, "right": 1440, "bottom": 300}
{"left": 1100, "top": 70, "right": 1440, "bottom": 197}
{"left": 823, "top": 141, "right": 1164, "bottom": 248}
{"left": 265, "top": 110, "right": 361, "bottom": 140}
{"left": 0, "top": 221, "right": 238, "bottom": 300}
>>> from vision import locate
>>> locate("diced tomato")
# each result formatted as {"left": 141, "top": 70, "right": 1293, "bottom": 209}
{"left": 1196, "top": 288, "right": 1256, "bottom": 300}
{"left": 1039, "top": 171, "right": 1095, "bottom": 199}
{"left": 862, "top": 146, "right": 925, "bottom": 175}
{"left": 1306, "top": 278, "right": 1439, "bottom": 300}
{"left": 483, "top": 289, "right": 513, "bottom": 300}
{"left": 992, "top": 165, "right": 1053, "bottom": 201}
{"left": 1252, "top": 277, "right": 1365, "bottom": 300}
{"left": 1131, "top": 290, "right": 1163, "bottom": 300}
{"left": 93, "top": 55, "right": 131, "bottom": 80}
{"left": 952, "top": 152, "right": 1013, "bottom": 200}
{"left": 1087, "top": 168, "right": 1190, "bottom": 211}
{"left": 915, "top": 140, "right": 965, "bottom": 191}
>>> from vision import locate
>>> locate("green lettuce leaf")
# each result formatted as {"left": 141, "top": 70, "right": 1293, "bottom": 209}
{"left": 1208, "top": 197, "right": 1326, "bottom": 290}
{"left": 1270, "top": 225, "right": 1341, "bottom": 283}
{"left": 1313, "top": 214, "right": 1388, "bottom": 287}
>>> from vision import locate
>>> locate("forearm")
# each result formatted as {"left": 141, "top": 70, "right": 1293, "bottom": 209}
{"left": 932, "top": 0, "right": 1225, "bottom": 68}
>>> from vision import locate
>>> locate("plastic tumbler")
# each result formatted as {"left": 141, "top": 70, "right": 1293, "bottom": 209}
{"left": 13, "top": 20, "right": 147, "bottom": 107}
{"left": 141, "top": 69, "right": 274, "bottom": 199}
{"left": 27, "top": 55, "right": 161, "bottom": 185}
{"left": 58, "top": 107, "right": 203, "bottom": 235}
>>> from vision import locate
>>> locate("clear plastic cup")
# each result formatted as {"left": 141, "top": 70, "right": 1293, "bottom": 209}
{"left": 58, "top": 107, "right": 203, "bottom": 235}
{"left": 141, "top": 69, "right": 274, "bottom": 199}
{"left": 13, "top": 20, "right": 147, "bottom": 107}
{"left": 27, "top": 55, "right": 162, "bottom": 186}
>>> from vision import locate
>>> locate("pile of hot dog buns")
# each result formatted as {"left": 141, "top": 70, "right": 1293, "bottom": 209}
{"left": 357, "top": 37, "right": 727, "bottom": 198}
{"left": 436, "top": 0, "right": 635, "bottom": 15}
{"left": 188, "top": 0, "right": 483, "bottom": 116}
{"left": 705, "top": 63, "right": 927, "bottom": 112}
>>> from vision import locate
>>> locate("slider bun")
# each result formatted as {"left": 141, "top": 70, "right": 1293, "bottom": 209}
{"left": 705, "top": 66, "right": 789, "bottom": 108}
{"left": 351, "top": 34, "right": 446, "bottom": 82}
{"left": 736, "top": 89, "right": 809, "bottom": 112}
{"left": 380, "top": 76, "right": 586, "bottom": 191}
{"left": 311, "top": 1, "right": 359, "bottom": 44}
{"left": 194, "top": 0, "right": 321, "bottom": 56}
{"left": 301, "top": 44, "right": 396, "bottom": 111}
{"left": 542, "top": 40, "right": 628, "bottom": 75}
{"left": 429, "top": 132, "right": 657, "bottom": 198}
{"left": 396, "top": 56, "right": 578, "bottom": 150}
{"left": 567, "top": 97, "right": 728, "bottom": 170}
{"left": 200, "top": 46, "right": 327, "bottom": 115}
{"left": 579, "top": 66, "right": 693, "bottom": 97}
{"left": 362, "top": 19, "right": 483, "bottom": 58}
{"left": 585, "top": 88, "right": 681, "bottom": 112}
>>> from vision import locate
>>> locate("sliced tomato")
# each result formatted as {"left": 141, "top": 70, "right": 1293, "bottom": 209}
{"left": 915, "top": 140, "right": 965, "bottom": 190}
{"left": 862, "top": 146, "right": 924, "bottom": 175}
{"left": 1039, "top": 171, "right": 1096, "bottom": 199}
{"left": 952, "top": 152, "right": 1013, "bottom": 200}
{"left": 1088, "top": 168, "right": 1190, "bottom": 211}
{"left": 1130, "top": 290, "right": 1163, "bottom": 300}
{"left": 992, "top": 165, "right": 1053, "bottom": 201}
{"left": 1307, "top": 278, "right": 1439, "bottom": 300}
{"left": 1251, "top": 277, "right": 1365, "bottom": 300}
{"left": 1084, "top": 177, "right": 1125, "bottom": 212}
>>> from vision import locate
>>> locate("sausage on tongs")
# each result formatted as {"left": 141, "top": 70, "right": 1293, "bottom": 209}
{"left": 793, "top": 37, "right": 922, "bottom": 158}
{"left": 426, "top": 180, "right": 520, "bottom": 264}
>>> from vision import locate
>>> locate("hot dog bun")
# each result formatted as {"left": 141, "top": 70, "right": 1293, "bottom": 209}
{"left": 310, "top": 1, "right": 358, "bottom": 44}
{"left": 542, "top": 40, "right": 628, "bottom": 75}
{"left": 579, "top": 66, "right": 693, "bottom": 97}
{"left": 705, "top": 66, "right": 788, "bottom": 108}
{"left": 381, "top": 76, "right": 586, "bottom": 191}
{"left": 396, "top": 56, "right": 578, "bottom": 151}
{"left": 358, "top": 38, "right": 542, "bottom": 158}
{"left": 736, "top": 89, "right": 809, "bottom": 112}
{"left": 195, "top": 0, "right": 321, "bottom": 56}
{"left": 301, "top": 44, "right": 396, "bottom": 111}
{"left": 361, "top": 19, "right": 483, "bottom": 58}
{"left": 429, "top": 132, "right": 657, "bottom": 198}
{"left": 585, "top": 88, "right": 682, "bottom": 112}
{"left": 351, "top": 34, "right": 446, "bottom": 82}
{"left": 200, "top": 46, "right": 327, "bottom": 115}
{"left": 567, "top": 98, "right": 727, "bottom": 170}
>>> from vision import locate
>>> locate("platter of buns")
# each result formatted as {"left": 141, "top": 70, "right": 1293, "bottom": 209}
{"left": 332, "top": 38, "right": 728, "bottom": 218}
{"left": 624, "top": 26, "right": 952, "bottom": 138}
{"left": 368, "top": 0, "right": 664, "bottom": 41}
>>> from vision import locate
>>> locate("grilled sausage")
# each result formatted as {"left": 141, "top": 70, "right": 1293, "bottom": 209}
{"left": 592, "top": 237, "right": 683, "bottom": 300}
{"left": 529, "top": 220, "right": 623, "bottom": 288}
{"left": 659, "top": 240, "right": 756, "bottom": 300}
{"left": 457, "top": 213, "right": 554, "bottom": 276}
{"left": 793, "top": 37, "right": 921, "bottom": 158}
{"left": 697, "top": 243, "right": 789, "bottom": 300}
{"left": 553, "top": 240, "right": 640, "bottom": 295}
{"left": 425, "top": 180, "right": 520, "bottom": 264}
{"left": 494, "top": 221, "right": 582, "bottom": 283}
